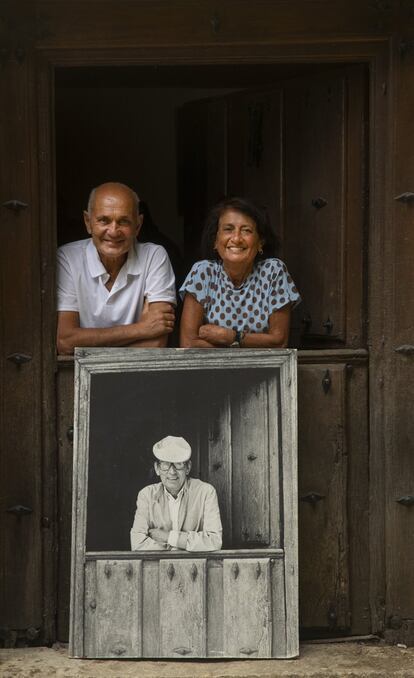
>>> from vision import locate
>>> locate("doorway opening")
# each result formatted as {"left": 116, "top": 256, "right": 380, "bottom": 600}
{"left": 55, "top": 62, "right": 368, "bottom": 349}
{"left": 54, "top": 60, "right": 370, "bottom": 642}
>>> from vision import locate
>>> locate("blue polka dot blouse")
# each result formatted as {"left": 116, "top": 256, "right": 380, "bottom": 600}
{"left": 180, "top": 258, "right": 301, "bottom": 332}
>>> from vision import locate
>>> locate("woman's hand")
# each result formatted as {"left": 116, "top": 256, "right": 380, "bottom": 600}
{"left": 198, "top": 324, "right": 234, "bottom": 346}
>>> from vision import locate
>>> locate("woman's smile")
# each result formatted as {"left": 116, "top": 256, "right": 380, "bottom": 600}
{"left": 214, "top": 209, "right": 263, "bottom": 278}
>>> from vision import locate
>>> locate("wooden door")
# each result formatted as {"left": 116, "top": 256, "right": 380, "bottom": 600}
{"left": 0, "top": 50, "right": 54, "bottom": 645}
{"left": 177, "top": 65, "right": 370, "bottom": 635}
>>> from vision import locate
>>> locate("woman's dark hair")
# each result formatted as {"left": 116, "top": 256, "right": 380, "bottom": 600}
{"left": 201, "top": 196, "right": 278, "bottom": 261}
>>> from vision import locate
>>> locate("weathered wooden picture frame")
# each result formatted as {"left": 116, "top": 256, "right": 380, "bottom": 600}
{"left": 69, "top": 348, "right": 298, "bottom": 659}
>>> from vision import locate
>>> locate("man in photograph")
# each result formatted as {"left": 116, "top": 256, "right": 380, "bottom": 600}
{"left": 130, "top": 435, "right": 222, "bottom": 551}
{"left": 56, "top": 181, "right": 176, "bottom": 354}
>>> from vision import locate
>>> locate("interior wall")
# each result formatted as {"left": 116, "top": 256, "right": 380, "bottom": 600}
{"left": 55, "top": 86, "right": 235, "bottom": 253}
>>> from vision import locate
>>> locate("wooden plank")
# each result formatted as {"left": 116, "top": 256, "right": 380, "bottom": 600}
{"left": 94, "top": 560, "right": 142, "bottom": 658}
{"left": 84, "top": 560, "right": 97, "bottom": 657}
{"left": 347, "top": 363, "right": 370, "bottom": 633}
{"left": 34, "top": 1, "right": 393, "bottom": 50}
{"left": 0, "top": 50, "right": 44, "bottom": 635}
{"left": 142, "top": 560, "right": 160, "bottom": 657}
{"left": 384, "top": 37, "right": 414, "bottom": 635}
{"left": 56, "top": 362, "right": 75, "bottom": 641}
{"left": 271, "top": 557, "right": 287, "bottom": 658}
{"left": 279, "top": 353, "right": 299, "bottom": 657}
{"left": 207, "top": 560, "right": 224, "bottom": 658}
{"left": 207, "top": 392, "right": 232, "bottom": 547}
{"left": 231, "top": 377, "right": 270, "bottom": 546}
{"left": 159, "top": 559, "right": 206, "bottom": 658}
{"left": 223, "top": 558, "right": 272, "bottom": 658}
{"left": 267, "top": 375, "right": 281, "bottom": 547}
{"left": 284, "top": 73, "right": 346, "bottom": 342}
{"left": 298, "top": 364, "right": 349, "bottom": 631}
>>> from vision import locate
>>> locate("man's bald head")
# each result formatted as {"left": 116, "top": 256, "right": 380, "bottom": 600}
{"left": 87, "top": 182, "right": 140, "bottom": 217}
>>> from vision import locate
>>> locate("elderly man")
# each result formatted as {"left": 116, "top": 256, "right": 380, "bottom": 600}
{"left": 130, "top": 436, "right": 222, "bottom": 552}
{"left": 56, "top": 182, "right": 176, "bottom": 354}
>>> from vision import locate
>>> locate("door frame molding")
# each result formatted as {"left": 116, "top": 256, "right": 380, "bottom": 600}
{"left": 36, "top": 38, "right": 391, "bottom": 638}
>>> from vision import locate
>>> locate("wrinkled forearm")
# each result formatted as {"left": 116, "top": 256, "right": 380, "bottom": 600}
{"left": 171, "top": 529, "right": 222, "bottom": 551}
{"left": 130, "top": 531, "right": 169, "bottom": 551}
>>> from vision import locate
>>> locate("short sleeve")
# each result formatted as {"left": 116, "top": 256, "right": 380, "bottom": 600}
{"left": 268, "top": 260, "right": 301, "bottom": 313}
{"left": 179, "top": 261, "right": 211, "bottom": 306}
{"left": 56, "top": 247, "right": 79, "bottom": 312}
{"left": 143, "top": 246, "right": 176, "bottom": 305}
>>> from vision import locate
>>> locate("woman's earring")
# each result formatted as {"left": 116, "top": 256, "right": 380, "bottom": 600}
{"left": 259, "top": 248, "right": 263, "bottom": 255}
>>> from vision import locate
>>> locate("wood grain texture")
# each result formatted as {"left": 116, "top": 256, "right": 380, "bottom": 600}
{"left": 383, "top": 36, "right": 414, "bottom": 632}
{"left": 271, "top": 557, "right": 287, "bottom": 657}
{"left": 93, "top": 560, "right": 142, "bottom": 658}
{"left": 231, "top": 377, "right": 270, "bottom": 546}
{"left": 83, "top": 560, "right": 97, "bottom": 657}
{"left": 347, "top": 364, "right": 370, "bottom": 634}
{"left": 159, "top": 559, "right": 206, "bottom": 658}
{"left": 268, "top": 377, "right": 282, "bottom": 547}
{"left": 207, "top": 394, "right": 232, "bottom": 547}
{"left": 298, "top": 364, "right": 349, "bottom": 631}
{"left": 206, "top": 560, "right": 224, "bottom": 657}
{"left": 283, "top": 68, "right": 368, "bottom": 348}
{"left": 33, "top": 1, "right": 394, "bottom": 50}
{"left": 56, "top": 364, "right": 75, "bottom": 640}
{"left": 279, "top": 351, "right": 299, "bottom": 656}
{"left": 142, "top": 560, "right": 160, "bottom": 657}
{"left": 223, "top": 558, "right": 272, "bottom": 657}
{"left": 0, "top": 51, "right": 43, "bottom": 634}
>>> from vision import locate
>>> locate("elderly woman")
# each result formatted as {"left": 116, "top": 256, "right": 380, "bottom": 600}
{"left": 179, "top": 197, "right": 300, "bottom": 348}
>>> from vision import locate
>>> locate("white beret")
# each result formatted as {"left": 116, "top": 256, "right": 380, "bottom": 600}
{"left": 153, "top": 435, "right": 191, "bottom": 463}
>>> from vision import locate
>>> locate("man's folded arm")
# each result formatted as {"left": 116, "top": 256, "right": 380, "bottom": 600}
{"left": 130, "top": 490, "right": 168, "bottom": 551}
{"left": 170, "top": 486, "right": 223, "bottom": 552}
{"left": 57, "top": 301, "right": 174, "bottom": 355}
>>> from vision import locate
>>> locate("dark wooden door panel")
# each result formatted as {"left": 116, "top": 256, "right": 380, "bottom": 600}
{"left": 386, "top": 360, "right": 414, "bottom": 621}
{"left": 284, "top": 78, "right": 346, "bottom": 341}
{"left": 0, "top": 56, "right": 44, "bottom": 637}
{"left": 298, "top": 363, "right": 350, "bottom": 631}
{"left": 228, "top": 89, "right": 282, "bottom": 240}
{"left": 283, "top": 69, "right": 366, "bottom": 348}
{"left": 298, "top": 359, "right": 369, "bottom": 634}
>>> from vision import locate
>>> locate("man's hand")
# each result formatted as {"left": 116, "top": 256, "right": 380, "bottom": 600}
{"left": 149, "top": 528, "right": 170, "bottom": 544}
{"left": 199, "top": 324, "right": 234, "bottom": 346}
{"left": 138, "top": 300, "right": 175, "bottom": 338}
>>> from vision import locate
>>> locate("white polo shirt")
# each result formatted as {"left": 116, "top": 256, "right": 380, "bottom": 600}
{"left": 57, "top": 238, "right": 176, "bottom": 327}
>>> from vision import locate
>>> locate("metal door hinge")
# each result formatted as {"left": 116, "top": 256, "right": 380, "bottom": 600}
{"left": 7, "top": 352, "right": 32, "bottom": 365}
{"left": 395, "top": 345, "right": 414, "bottom": 356}
{"left": 300, "top": 492, "right": 325, "bottom": 505}
{"left": 322, "top": 317, "right": 334, "bottom": 334}
{"left": 173, "top": 646, "right": 192, "bottom": 655}
{"left": 322, "top": 369, "right": 331, "bottom": 393}
{"left": 302, "top": 313, "right": 312, "bottom": 333}
{"left": 396, "top": 495, "right": 414, "bottom": 506}
{"left": 2, "top": 200, "right": 29, "bottom": 212}
{"left": 311, "top": 197, "right": 328, "bottom": 209}
{"left": 6, "top": 504, "right": 33, "bottom": 516}
{"left": 394, "top": 192, "right": 414, "bottom": 203}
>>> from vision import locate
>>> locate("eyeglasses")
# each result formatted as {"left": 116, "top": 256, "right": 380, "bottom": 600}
{"left": 157, "top": 461, "right": 186, "bottom": 471}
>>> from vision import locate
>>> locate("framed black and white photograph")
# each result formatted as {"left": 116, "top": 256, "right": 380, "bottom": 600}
{"left": 69, "top": 348, "right": 298, "bottom": 659}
